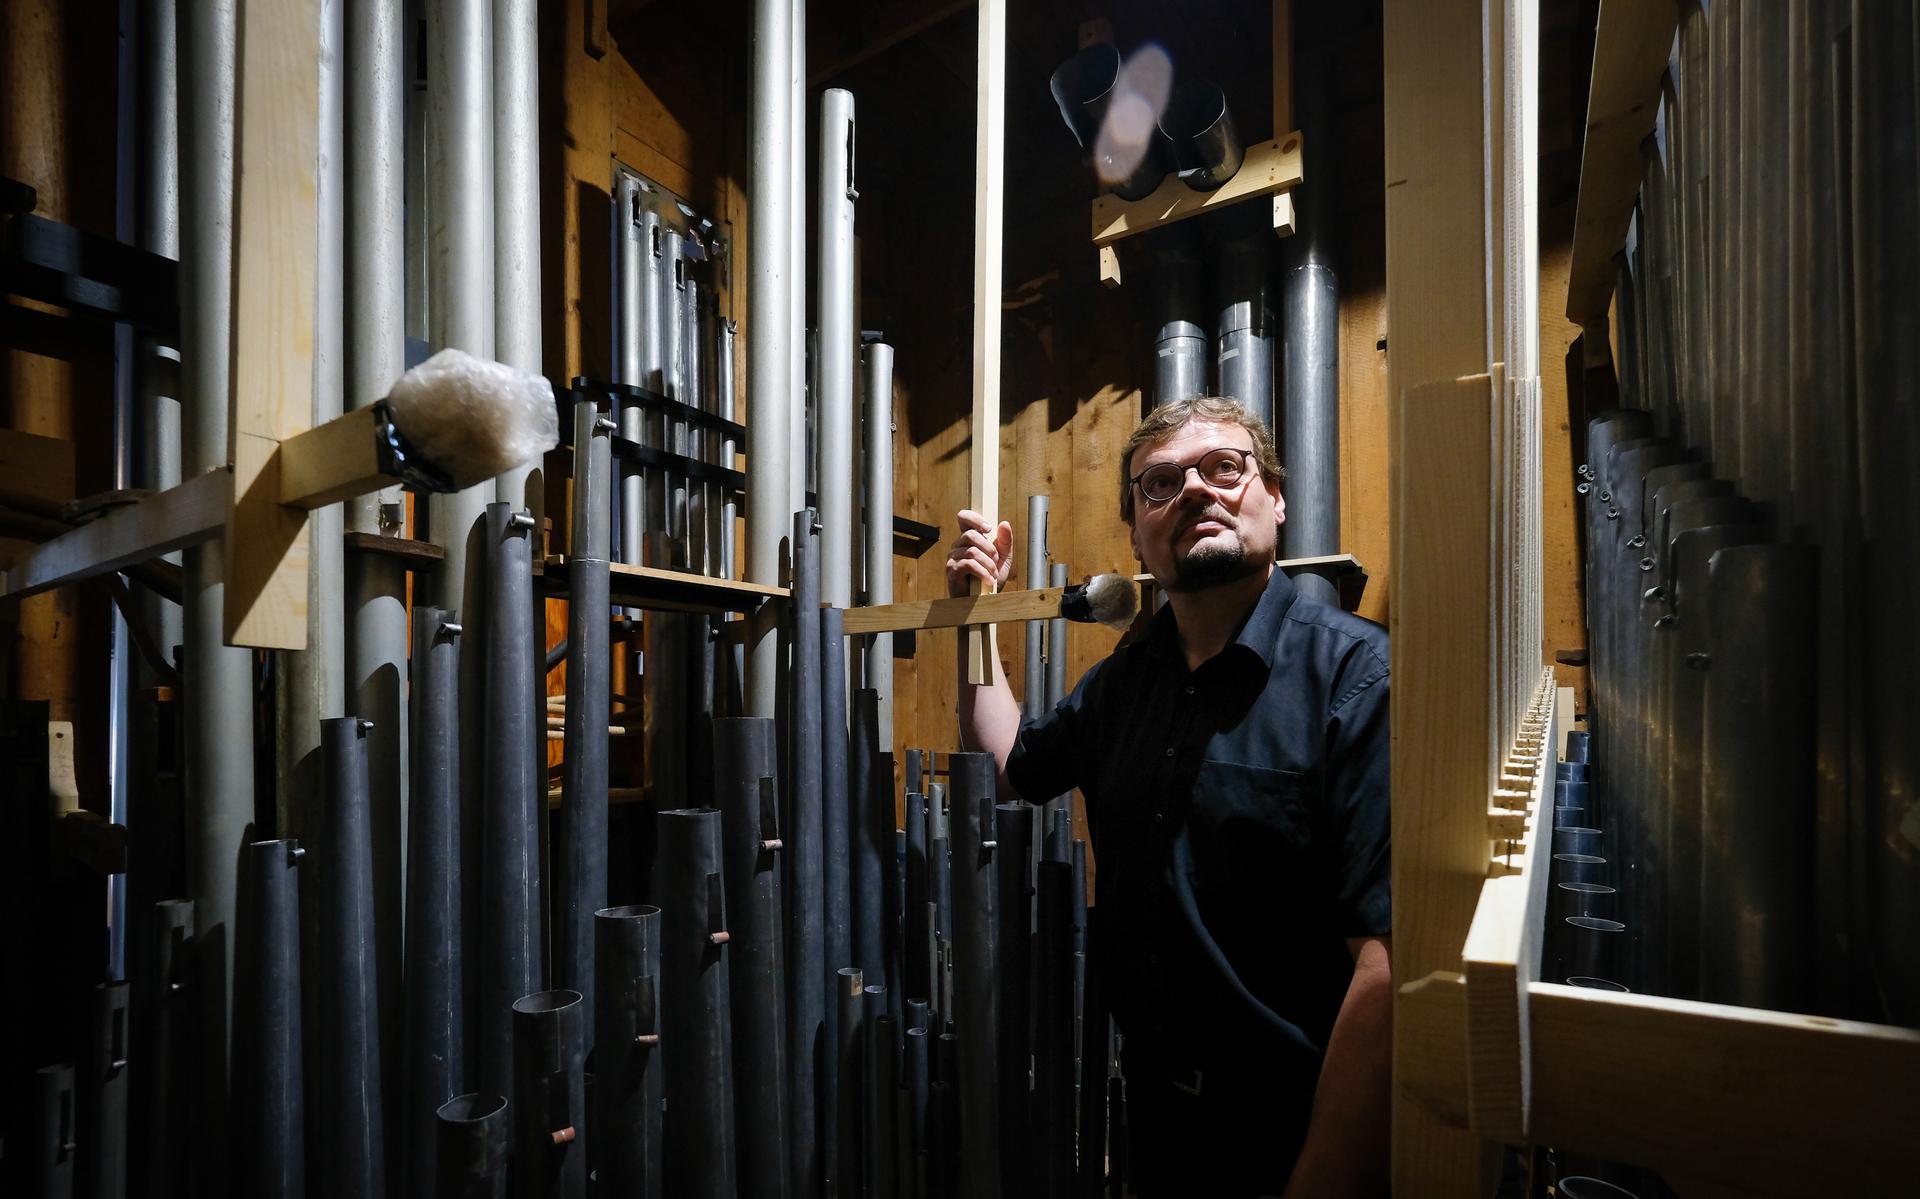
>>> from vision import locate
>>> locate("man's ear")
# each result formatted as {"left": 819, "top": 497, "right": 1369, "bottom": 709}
{"left": 1271, "top": 482, "right": 1287, "bottom": 527}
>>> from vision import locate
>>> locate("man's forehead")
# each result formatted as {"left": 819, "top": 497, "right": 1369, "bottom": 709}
{"left": 1132, "top": 419, "right": 1254, "bottom": 465}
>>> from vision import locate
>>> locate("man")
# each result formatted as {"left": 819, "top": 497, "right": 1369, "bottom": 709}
{"left": 947, "top": 396, "right": 1391, "bottom": 1197}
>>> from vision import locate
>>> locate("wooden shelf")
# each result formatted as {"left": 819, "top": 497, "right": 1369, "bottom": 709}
{"left": 540, "top": 554, "right": 787, "bottom": 615}
{"left": 1088, "top": 133, "right": 1304, "bottom": 285}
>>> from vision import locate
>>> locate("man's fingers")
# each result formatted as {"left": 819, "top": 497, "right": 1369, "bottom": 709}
{"left": 994, "top": 521, "right": 1013, "bottom": 557}
{"left": 956, "top": 509, "right": 992, "bottom": 534}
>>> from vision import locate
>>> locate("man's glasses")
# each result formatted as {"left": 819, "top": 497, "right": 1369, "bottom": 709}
{"left": 1128, "top": 446, "right": 1257, "bottom": 506}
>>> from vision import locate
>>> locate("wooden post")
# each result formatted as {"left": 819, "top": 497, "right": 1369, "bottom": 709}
{"left": 222, "top": 0, "right": 323, "bottom": 649}
{"left": 964, "top": 0, "right": 1007, "bottom": 684}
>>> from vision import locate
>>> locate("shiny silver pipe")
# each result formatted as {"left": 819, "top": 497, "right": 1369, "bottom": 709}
{"left": 1046, "top": 563, "right": 1068, "bottom": 709}
{"left": 718, "top": 315, "right": 739, "bottom": 580}
{"left": 403, "top": 0, "right": 428, "bottom": 344}
{"left": 789, "top": 0, "right": 808, "bottom": 517}
{"left": 345, "top": 0, "right": 410, "bottom": 1134}
{"left": 818, "top": 88, "right": 857, "bottom": 611}
{"left": 746, "top": 0, "right": 795, "bottom": 722}
{"left": 863, "top": 343, "right": 895, "bottom": 743}
{"left": 492, "top": 0, "right": 541, "bottom": 519}
{"left": 135, "top": 0, "right": 182, "bottom": 679}
{"left": 1149, "top": 226, "right": 1208, "bottom": 408}
{"left": 177, "top": 3, "right": 250, "bottom": 1181}
{"left": 616, "top": 187, "right": 652, "bottom": 569}
{"left": 1279, "top": 51, "right": 1339, "bottom": 601}
{"left": 660, "top": 227, "right": 688, "bottom": 565}
{"left": 685, "top": 276, "right": 707, "bottom": 574}
{"left": 1215, "top": 220, "right": 1274, "bottom": 429}
{"left": 1024, "top": 496, "right": 1048, "bottom": 720}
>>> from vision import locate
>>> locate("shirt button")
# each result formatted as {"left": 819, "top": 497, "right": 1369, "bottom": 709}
{"left": 1164, "top": 747, "right": 1175, "bottom": 758}
{"left": 1153, "top": 813, "right": 1165, "bottom": 825}
{"left": 1184, "top": 685, "right": 1195, "bottom": 695}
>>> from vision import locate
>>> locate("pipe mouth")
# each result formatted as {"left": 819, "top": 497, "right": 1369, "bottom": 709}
{"left": 1553, "top": 853, "right": 1605, "bottom": 866}
{"left": 595, "top": 903, "right": 661, "bottom": 921}
{"left": 1159, "top": 80, "right": 1243, "bottom": 191}
{"left": 512, "top": 989, "right": 584, "bottom": 1016}
{"left": 1557, "top": 1176, "right": 1642, "bottom": 1199}
{"left": 1556, "top": 882, "right": 1615, "bottom": 897}
{"left": 437, "top": 1093, "right": 508, "bottom": 1124}
{"left": 1050, "top": 43, "right": 1122, "bottom": 148}
{"left": 1565, "top": 916, "right": 1627, "bottom": 934}
{"left": 1565, "top": 977, "right": 1632, "bottom": 992}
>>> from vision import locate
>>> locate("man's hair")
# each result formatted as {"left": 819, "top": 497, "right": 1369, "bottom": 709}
{"left": 1118, "top": 396, "right": 1286, "bottom": 523}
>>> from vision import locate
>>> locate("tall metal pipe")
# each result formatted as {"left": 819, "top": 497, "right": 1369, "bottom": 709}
{"left": 617, "top": 186, "right": 652, "bottom": 568}
{"left": 821, "top": 606, "right": 852, "bottom": 1181}
{"left": 176, "top": 3, "right": 251, "bottom": 1178}
{"left": 35, "top": 1063, "right": 76, "bottom": 1199}
{"left": 1024, "top": 497, "right": 1049, "bottom": 719}
{"left": 788, "top": 0, "right": 808, "bottom": 520}
{"left": 836, "top": 968, "right": 867, "bottom": 1197}
{"left": 868, "top": 1001, "right": 900, "bottom": 1199}
{"left": 407, "top": 609, "right": 465, "bottom": 1199}
{"left": 745, "top": 0, "right": 795, "bottom": 722}
{"left": 80, "top": 981, "right": 130, "bottom": 1199}
{"left": 718, "top": 316, "right": 739, "bottom": 580}
{"left": 135, "top": 0, "right": 182, "bottom": 675}
{"left": 905, "top": 789, "right": 931, "bottom": 1004}
{"left": 318, "top": 719, "right": 387, "bottom": 1197}
{"left": 345, "top": 0, "right": 411, "bottom": 1151}
{"left": 435, "top": 1093, "right": 510, "bottom": 1199}
{"left": 948, "top": 753, "right": 1001, "bottom": 1197}
{"left": 785, "top": 510, "right": 825, "bottom": 1195}
{"left": 1279, "top": 52, "right": 1340, "bottom": 599}
{"left": 818, "top": 89, "right": 858, "bottom": 611}
{"left": 715, "top": 719, "right": 790, "bottom": 1196}
{"left": 557, "top": 401, "right": 613, "bottom": 1037}
{"left": 994, "top": 802, "right": 1033, "bottom": 1189}
{"left": 235, "top": 839, "right": 305, "bottom": 1198}
{"left": 657, "top": 808, "right": 740, "bottom": 1199}
{"left": 143, "top": 898, "right": 194, "bottom": 1199}
{"left": 479, "top": 504, "right": 542, "bottom": 1099}
{"left": 660, "top": 228, "right": 689, "bottom": 563}
{"left": 853, "top": 689, "right": 887, "bottom": 993}
{"left": 1046, "top": 562, "right": 1069, "bottom": 709}
{"left": 685, "top": 277, "right": 709, "bottom": 573}
{"left": 1034, "top": 822, "right": 1074, "bottom": 1195}
{"left": 1216, "top": 212, "right": 1275, "bottom": 429}
{"left": 492, "top": 0, "right": 541, "bottom": 516}
{"left": 510, "top": 990, "right": 587, "bottom": 1198}
{"left": 863, "top": 342, "right": 896, "bottom": 742}
{"left": 1149, "top": 226, "right": 1209, "bottom": 408}
{"left": 594, "top": 905, "right": 665, "bottom": 1198}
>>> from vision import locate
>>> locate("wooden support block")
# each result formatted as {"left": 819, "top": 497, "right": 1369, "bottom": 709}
{"left": 1098, "top": 244, "right": 1121, "bottom": 288}
{"left": 965, "top": 0, "right": 1007, "bottom": 686}
{"left": 0, "top": 471, "right": 229, "bottom": 601}
{"left": 1090, "top": 135, "right": 1305, "bottom": 248}
{"left": 223, "top": 0, "right": 323, "bottom": 649}
{"left": 1272, "top": 193, "right": 1297, "bottom": 238}
{"left": 1486, "top": 809, "right": 1527, "bottom": 838}
{"left": 845, "top": 586, "right": 1070, "bottom": 636}
{"left": 0, "top": 428, "right": 75, "bottom": 515}
{"left": 277, "top": 405, "right": 388, "bottom": 509}
{"left": 1396, "top": 971, "right": 1473, "bottom": 1129}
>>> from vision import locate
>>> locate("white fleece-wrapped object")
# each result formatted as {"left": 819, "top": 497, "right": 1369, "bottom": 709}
{"left": 385, "top": 348, "right": 560, "bottom": 490}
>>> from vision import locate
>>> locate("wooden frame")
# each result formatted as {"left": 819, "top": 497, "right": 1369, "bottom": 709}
{"left": 964, "top": 0, "right": 1007, "bottom": 685}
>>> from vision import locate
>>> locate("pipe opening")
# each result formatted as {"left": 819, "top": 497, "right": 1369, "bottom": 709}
{"left": 596, "top": 903, "right": 662, "bottom": 921}
{"left": 511, "top": 989, "right": 584, "bottom": 1016}
{"left": 1159, "top": 80, "right": 1242, "bottom": 191}
{"left": 1049, "top": 43, "right": 1121, "bottom": 148}
{"left": 437, "top": 1093, "right": 508, "bottom": 1124}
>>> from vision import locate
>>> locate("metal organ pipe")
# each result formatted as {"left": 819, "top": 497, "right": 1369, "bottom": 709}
{"left": 863, "top": 343, "right": 896, "bottom": 742}
{"left": 492, "top": 0, "right": 541, "bottom": 517}
{"left": 1279, "top": 53, "right": 1340, "bottom": 600}
{"left": 818, "top": 89, "right": 858, "bottom": 612}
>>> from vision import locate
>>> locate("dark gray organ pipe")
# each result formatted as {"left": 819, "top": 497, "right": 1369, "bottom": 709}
{"left": 36, "top": 1063, "right": 75, "bottom": 1199}
{"left": 994, "top": 802, "right": 1034, "bottom": 1192}
{"left": 236, "top": 839, "right": 305, "bottom": 1199}
{"left": 1025, "top": 496, "right": 1050, "bottom": 719}
{"left": 1035, "top": 842, "right": 1076, "bottom": 1197}
{"left": 885, "top": 768, "right": 906, "bottom": 1032}
{"left": 1149, "top": 226, "right": 1209, "bottom": 409}
{"left": 948, "top": 753, "right": 1002, "bottom": 1198}
{"left": 319, "top": 718, "right": 388, "bottom": 1198}
{"left": 616, "top": 190, "right": 655, "bottom": 567}
{"left": 145, "top": 898, "right": 195, "bottom": 1199}
{"left": 1159, "top": 80, "right": 1244, "bottom": 191}
{"left": 713, "top": 718, "right": 790, "bottom": 1197}
{"left": 81, "top": 981, "right": 130, "bottom": 1199}
{"left": 435, "top": 1093, "right": 510, "bottom": 1199}
{"left": 407, "top": 609, "right": 465, "bottom": 1199}
{"left": 1278, "top": 52, "right": 1340, "bottom": 600}
{"left": 785, "top": 509, "right": 826, "bottom": 1197}
{"left": 480, "top": 503, "right": 543, "bottom": 1101}
{"left": 1215, "top": 215, "right": 1275, "bottom": 430}
{"left": 656, "top": 808, "right": 740, "bottom": 1199}
{"left": 837, "top": 969, "right": 867, "bottom": 1198}
{"left": 178, "top": 5, "right": 253, "bottom": 1181}
{"left": 593, "top": 905, "right": 664, "bottom": 1199}
{"left": 904, "top": 1024, "right": 931, "bottom": 1196}
{"left": 510, "top": 990, "right": 586, "bottom": 1199}
{"left": 822, "top": 607, "right": 852, "bottom": 1185}
{"left": 1045, "top": 563, "right": 1071, "bottom": 834}
{"left": 855, "top": 689, "right": 889, "bottom": 992}
{"left": 557, "top": 399, "right": 614, "bottom": 1040}
{"left": 868, "top": 1000, "right": 899, "bottom": 1199}
{"left": 905, "top": 791, "right": 932, "bottom": 1003}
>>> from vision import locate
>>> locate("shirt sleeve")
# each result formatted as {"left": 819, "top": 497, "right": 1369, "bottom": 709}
{"left": 1325, "top": 664, "right": 1391, "bottom": 938}
{"left": 1003, "top": 657, "right": 1103, "bottom": 805}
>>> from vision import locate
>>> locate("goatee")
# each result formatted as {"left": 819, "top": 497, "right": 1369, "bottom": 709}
{"left": 1169, "top": 537, "right": 1264, "bottom": 592}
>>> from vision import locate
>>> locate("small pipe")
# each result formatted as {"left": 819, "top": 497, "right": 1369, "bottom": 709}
{"left": 904, "top": 1024, "right": 931, "bottom": 1198}
{"left": 818, "top": 89, "right": 858, "bottom": 612}
{"left": 1034, "top": 852, "right": 1076, "bottom": 1196}
{"left": 1024, "top": 497, "right": 1049, "bottom": 719}
{"left": 593, "top": 905, "right": 664, "bottom": 1198}
{"left": 318, "top": 718, "right": 387, "bottom": 1197}
{"left": 949, "top": 754, "right": 1001, "bottom": 1197}
{"left": 854, "top": 689, "right": 888, "bottom": 992}
{"left": 656, "top": 809, "right": 739, "bottom": 1198}
{"left": 433, "top": 1093, "right": 509, "bottom": 1199}
{"left": 491, "top": 0, "right": 541, "bottom": 517}
{"left": 863, "top": 342, "right": 897, "bottom": 741}
{"left": 36, "top": 1063, "right": 77, "bottom": 1199}
{"left": 868, "top": 1003, "right": 900, "bottom": 1199}
{"left": 235, "top": 840, "right": 305, "bottom": 1198}
{"left": 143, "top": 898, "right": 195, "bottom": 1199}
{"left": 510, "top": 990, "right": 587, "bottom": 1198}
{"left": 837, "top": 968, "right": 867, "bottom": 1196}
{"left": 82, "top": 982, "right": 131, "bottom": 1199}
{"left": 994, "top": 802, "right": 1034, "bottom": 1188}
{"left": 406, "top": 609, "right": 464, "bottom": 1199}
{"left": 1148, "top": 227, "right": 1208, "bottom": 409}
{"left": 785, "top": 510, "right": 826, "bottom": 1194}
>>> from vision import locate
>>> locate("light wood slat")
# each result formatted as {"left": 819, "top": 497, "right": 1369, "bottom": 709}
{"left": 0, "top": 471, "right": 230, "bottom": 601}
{"left": 964, "top": 0, "right": 1007, "bottom": 685}
{"left": 1088, "top": 135, "right": 1305, "bottom": 248}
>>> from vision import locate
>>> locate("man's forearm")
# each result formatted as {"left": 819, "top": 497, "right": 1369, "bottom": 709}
{"left": 956, "top": 630, "right": 1023, "bottom": 795}
{"left": 1285, "top": 937, "right": 1393, "bottom": 1198}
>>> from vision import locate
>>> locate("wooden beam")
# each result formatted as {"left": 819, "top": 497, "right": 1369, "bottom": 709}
{"left": 0, "top": 470, "right": 229, "bottom": 601}
{"left": 1565, "top": 0, "right": 1680, "bottom": 325}
{"left": 845, "top": 586, "right": 1070, "bottom": 636}
{"left": 277, "top": 405, "right": 388, "bottom": 509}
{"left": 1528, "top": 983, "right": 1920, "bottom": 1194}
{"left": 222, "top": 0, "right": 323, "bottom": 649}
{"left": 1089, "top": 135, "right": 1305, "bottom": 248}
{"left": 1396, "top": 971, "right": 1473, "bottom": 1130}
{"left": 964, "top": 0, "right": 1006, "bottom": 685}
{"left": 0, "top": 428, "right": 75, "bottom": 516}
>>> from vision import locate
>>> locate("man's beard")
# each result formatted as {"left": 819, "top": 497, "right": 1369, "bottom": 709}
{"left": 1166, "top": 510, "right": 1266, "bottom": 592}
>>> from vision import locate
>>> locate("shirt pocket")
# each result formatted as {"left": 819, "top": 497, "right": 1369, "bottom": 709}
{"left": 1188, "top": 758, "right": 1314, "bottom": 897}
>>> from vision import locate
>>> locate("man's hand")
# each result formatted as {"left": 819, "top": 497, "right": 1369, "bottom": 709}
{"left": 946, "top": 509, "right": 1014, "bottom": 598}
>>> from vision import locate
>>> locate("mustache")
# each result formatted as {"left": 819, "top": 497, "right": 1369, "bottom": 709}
{"left": 1175, "top": 504, "right": 1235, "bottom": 537}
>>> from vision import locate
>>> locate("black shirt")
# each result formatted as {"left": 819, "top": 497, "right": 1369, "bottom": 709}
{"left": 1006, "top": 565, "right": 1390, "bottom": 1082}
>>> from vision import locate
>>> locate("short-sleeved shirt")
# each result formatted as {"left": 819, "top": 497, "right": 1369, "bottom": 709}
{"left": 1006, "top": 565, "right": 1390, "bottom": 1085}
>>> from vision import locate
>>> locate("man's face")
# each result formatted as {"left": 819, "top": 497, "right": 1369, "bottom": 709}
{"left": 1127, "top": 419, "right": 1286, "bottom": 592}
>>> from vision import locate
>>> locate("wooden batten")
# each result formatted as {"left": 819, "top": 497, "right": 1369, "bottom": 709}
{"left": 276, "top": 405, "right": 389, "bottom": 510}
{"left": 963, "top": 0, "right": 1007, "bottom": 685}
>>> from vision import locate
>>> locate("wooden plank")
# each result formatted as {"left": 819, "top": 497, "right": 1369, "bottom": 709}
{"left": 276, "top": 405, "right": 387, "bottom": 509}
{"left": 0, "top": 428, "right": 75, "bottom": 515}
{"left": 846, "top": 586, "right": 1069, "bottom": 636}
{"left": 1389, "top": 373, "right": 1497, "bottom": 1195}
{"left": 1565, "top": 0, "right": 1681, "bottom": 325}
{"left": 1089, "top": 135, "right": 1305, "bottom": 248}
{"left": 1396, "top": 971, "right": 1473, "bottom": 1130}
{"left": 1, "top": 471, "right": 230, "bottom": 601}
{"left": 964, "top": 0, "right": 1007, "bottom": 685}
{"left": 222, "top": 0, "right": 323, "bottom": 648}
{"left": 1528, "top": 983, "right": 1920, "bottom": 1193}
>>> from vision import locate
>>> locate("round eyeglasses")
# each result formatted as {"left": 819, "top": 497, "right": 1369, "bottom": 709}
{"left": 1128, "top": 446, "right": 1256, "bottom": 505}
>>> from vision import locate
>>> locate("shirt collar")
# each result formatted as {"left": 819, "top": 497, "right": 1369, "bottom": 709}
{"left": 1145, "top": 562, "right": 1299, "bottom": 671}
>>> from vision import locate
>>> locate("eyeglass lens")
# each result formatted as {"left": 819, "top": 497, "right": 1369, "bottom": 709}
{"left": 1139, "top": 448, "right": 1248, "bottom": 502}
